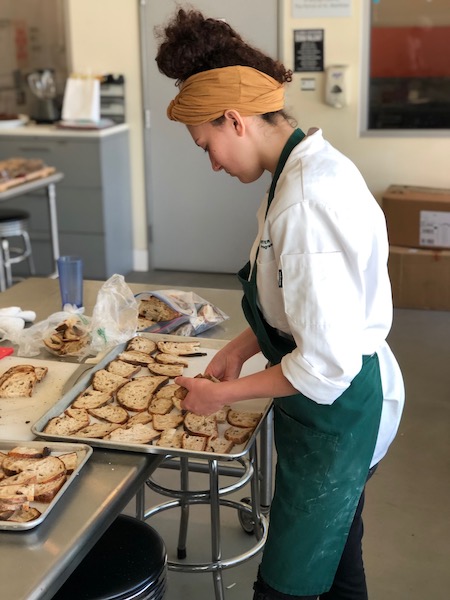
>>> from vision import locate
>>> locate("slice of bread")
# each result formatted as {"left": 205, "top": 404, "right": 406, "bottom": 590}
{"left": 156, "top": 428, "right": 183, "bottom": 448}
{"left": 184, "top": 413, "right": 218, "bottom": 438}
{"left": 5, "top": 506, "right": 42, "bottom": 523}
{"left": 155, "top": 383, "right": 180, "bottom": 400}
{"left": 211, "top": 405, "right": 230, "bottom": 424}
{"left": 58, "top": 452, "right": 78, "bottom": 474}
{"left": 206, "top": 437, "right": 234, "bottom": 454}
{"left": 44, "top": 415, "right": 87, "bottom": 436}
{"left": 148, "top": 396, "right": 173, "bottom": 415}
{"left": 105, "top": 423, "right": 161, "bottom": 444}
{"left": 152, "top": 413, "right": 184, "bottom": 431}
{"left": 76, "top": 422, "right": 121, "bottom": 439}
{"left": 34, "top": 366, "right": 48, "bottom": 382}
{"left": 227, "top": 409, "right": 263, "bottom": 429}
{"left": 7, "top": 446, "right": 50, "bottom": 459}
{"left": 224, "top": 426, "right": 254, "bottom": 445}
{"left": 0, "top": 365, "right": 37, "bottom": 398}
{"left": 181, "top": 433, "right": 207, "bottom": 451}
{"left": 64, "top": 407, "right": 90, "bottom": 427}
{"left": 136, "top": 316, "right": 156, "bottom": 331}
{"left": 148, "top": 363, "right": 184, "bottom": 378}
{"left": 88, "top": 405, "right": 129, "bottom": 424}
{"left": 126, "top": 336, "right": 157, "bottom": 354}
{"left": 154, "top": 353, "right": 189, "bottom": 367}
{"left": 92, "top": 370, "right": 128, "bottom": 394}
{"left": 156, "top": 341, "right": 205, "bottom": 356}
{"left": 126, "top": 412, "right": 153, "bottom": 427}
{"left": 107, "top": 360, "right": 141, "bottom": 378}
{"left": 117, "top": 379, "right": 161, "bottom": 412}
{"left": 117, "top": 350, "right": 155, "bottom": 366}
{"left": 139, "top": 296, "right": 181, "bottom": 322}
{"left": 72, "top": 389, "right": 112, "bottom": 410}
{"left": 34, "top": 472, "right": 66, "bottom": 502}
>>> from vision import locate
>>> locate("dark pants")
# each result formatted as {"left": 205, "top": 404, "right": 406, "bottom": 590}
{"left": 253, "top": 466, "right": 377, "bottom": 600}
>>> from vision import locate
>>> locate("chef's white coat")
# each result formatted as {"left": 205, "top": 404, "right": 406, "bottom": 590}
{"left": 249, "top": 128, "right": 405, "bottom": 466}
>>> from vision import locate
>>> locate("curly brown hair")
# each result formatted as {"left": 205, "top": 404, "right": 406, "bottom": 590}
{"left": 155, "top": 7, "right": 292, "bottom": 86}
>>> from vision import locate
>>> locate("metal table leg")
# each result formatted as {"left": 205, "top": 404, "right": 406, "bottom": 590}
{"left": 258, "top": 406, "right": 274, "bottom": 515}
{"left": 46, "top": 182, "right": 60, "bottom": 276}
{"left": 209, "top": 459, "right": 225, "bottom": 600}
{"left": 177, "top": 457, "right": 190, "bottom": 559}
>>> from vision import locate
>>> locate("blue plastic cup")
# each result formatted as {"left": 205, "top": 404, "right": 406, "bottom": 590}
{"left": 57, "top": 256, "right": 83, "bottom": 308}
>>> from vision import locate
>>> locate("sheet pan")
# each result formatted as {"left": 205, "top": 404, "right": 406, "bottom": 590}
{"left": 0, "top": 439, "right": 92, "bottom": 531}
{"left": 32, "top": 333, "right": 272, "bottom": 460}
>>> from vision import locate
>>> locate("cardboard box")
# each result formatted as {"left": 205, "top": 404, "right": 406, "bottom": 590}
{"left": 382, "top": 185, "right": 450, "bottom": 249}
{"left": 388, "top": 245, "right": 450, "bottom": 310}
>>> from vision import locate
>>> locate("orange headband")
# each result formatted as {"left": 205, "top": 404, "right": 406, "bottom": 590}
{"left": 167, "top": 65, "right": 285, "bottom": 125}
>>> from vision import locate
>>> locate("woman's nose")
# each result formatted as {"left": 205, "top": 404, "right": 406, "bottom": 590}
{"left": 210, "top": 157, "right": 222, "bottom": 172}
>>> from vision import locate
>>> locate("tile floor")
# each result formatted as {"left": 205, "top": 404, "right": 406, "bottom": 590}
{"left": 122, "top": 269, "right": 450, "bottom": 600}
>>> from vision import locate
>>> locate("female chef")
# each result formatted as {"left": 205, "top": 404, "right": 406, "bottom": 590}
{"left": 155, "top": 8, "right": 405, "bottom": 600}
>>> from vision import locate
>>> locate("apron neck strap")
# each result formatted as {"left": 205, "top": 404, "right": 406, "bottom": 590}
{"left": 265, "top": 127, "right": 305, "bottom": 219}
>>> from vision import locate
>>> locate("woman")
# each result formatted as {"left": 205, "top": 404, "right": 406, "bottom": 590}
{"left": 155, "top": 8, "right": 405, "bottom": 600}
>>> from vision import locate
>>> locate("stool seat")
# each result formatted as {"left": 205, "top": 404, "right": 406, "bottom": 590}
{"left": 51, "top": 515, "right": 167, "bottom": 600}
{"left": 0, "top": 208, "right": 30, "bottom": 222}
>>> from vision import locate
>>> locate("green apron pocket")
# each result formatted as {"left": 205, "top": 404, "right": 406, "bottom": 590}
{"left": 274, "top": 405, "right": 339, "bottom": 513}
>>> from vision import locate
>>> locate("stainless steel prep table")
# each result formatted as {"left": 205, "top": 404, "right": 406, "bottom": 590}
{"left": 0, "top": 277, "right": 273, "bottom": 600}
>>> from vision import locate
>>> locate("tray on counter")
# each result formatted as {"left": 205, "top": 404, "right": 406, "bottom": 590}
{"left": 32, "top": 333, "right": 272, "bottom": 460}
{"left": 0, "top": 439, "right": 92, "bottom": 531}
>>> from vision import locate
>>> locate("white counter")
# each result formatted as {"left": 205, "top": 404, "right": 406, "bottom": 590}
{"left": 0, "top": 122, "right": 129, "bottom": 139}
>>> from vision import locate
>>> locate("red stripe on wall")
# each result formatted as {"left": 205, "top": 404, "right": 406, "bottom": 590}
{"left": 371, "top": 26, "right": 450, "bottom": 77}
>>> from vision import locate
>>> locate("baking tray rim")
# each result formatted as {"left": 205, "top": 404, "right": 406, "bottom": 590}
{"left": 31, "top": 333, "right": 272, "bottom": 460}
{"left": 0, "top": 439, "right": 93, "bottom": 531}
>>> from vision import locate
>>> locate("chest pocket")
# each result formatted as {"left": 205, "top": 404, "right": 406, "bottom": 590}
{"left": 256, "top": 258, "right": 290, "bottom": 331}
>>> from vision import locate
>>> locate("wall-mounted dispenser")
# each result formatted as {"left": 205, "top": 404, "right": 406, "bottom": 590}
{"left": 325, "top": 65, "right": 348, "bottom": 108}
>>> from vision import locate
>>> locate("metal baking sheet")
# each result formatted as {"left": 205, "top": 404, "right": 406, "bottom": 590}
{"left": 0, "top": 439, "right": 93, "bottom": 531}
{"left": 32, "top": 333, "right": 272, "bottom": 460}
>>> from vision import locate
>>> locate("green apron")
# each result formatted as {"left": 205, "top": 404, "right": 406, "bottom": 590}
{"left": 237, "top": 129, "right": 383, "bottom": 596}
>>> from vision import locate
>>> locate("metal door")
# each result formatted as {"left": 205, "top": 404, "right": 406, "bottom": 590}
{"left": 140, "top": 0, "right": 280, "bottom": 272}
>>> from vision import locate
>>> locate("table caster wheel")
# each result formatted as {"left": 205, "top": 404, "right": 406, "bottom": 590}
{"left": 238, "top": 497, "right": 255, "bottom": 535}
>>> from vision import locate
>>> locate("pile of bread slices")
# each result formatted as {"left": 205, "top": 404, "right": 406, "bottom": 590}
{"left": 43, "top": 337, "right": 263, "bottom": 454}
{"left": 0, "top": 445, "right": 79, "bottom": 523}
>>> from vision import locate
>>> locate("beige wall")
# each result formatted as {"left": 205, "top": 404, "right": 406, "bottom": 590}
{"left": 66, "top": 1, "right": 449, "bottom": 270}
{"left": 66, "top": 0, "right": 147, "bottom": 269}
{"left": 283, "top": 2, "right": 449, "bottom": 200}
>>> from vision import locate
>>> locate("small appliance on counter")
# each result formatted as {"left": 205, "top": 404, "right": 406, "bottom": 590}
{"left": 27, "top": 69, "right": 60, "bottom": 123}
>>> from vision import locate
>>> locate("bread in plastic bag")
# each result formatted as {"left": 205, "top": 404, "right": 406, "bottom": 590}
{"left": 135, "top": 289, "right": 229, "bottom": 336}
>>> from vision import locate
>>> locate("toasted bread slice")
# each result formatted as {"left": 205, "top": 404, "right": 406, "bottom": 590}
{"left": 58, "top": 452, "right": 78, "bottom": 474}
{"left": 5, "top": 506, "right": 42, "bottom": 523}
{"left": 7, "top": 446, "right": 50, "bottom": 459}
{"left": 117, "top": 377, "right": 167, "bottom": 412}
{"left": 64, "top": 407, "right": 90, "bottom": 427}
{"left": 76, "top": 422, "right": 121, "bottom": 439}
{"left": 126, "top": 412, "right": 153, "bottom": 427}
{"left": 155, "top": 428, "right": 183, "bottom": 448}
{"left": 148, "top": 363, "right": 184, "bottom": 378}
{"left": 181, "top": 433, "right": 207, "bottom": 452}
{"left": 117, "top": 350, "right": 155, "bottom": 366}
{"left": 72, "top": 389, "right": 112, "bottom": 410}
{"left": 156, "top": 341, "right": 206, "bottom": 356}
{"left": 92, "top": 370, "right": 128, "bottom": 394}
{"left": 227, "top": 409, "right": 262, "bottom": 429}
{"left": 88, "top": 405, "right": 129, "bottom": 424}
{"left": 224, "top": 426, "right": 254, "bottom": 445}
{"left": 34, "top": 472, "right": 66, "bottom": 502}
{"left": 183, "top": 413, "right": 218, "bottom": 438}
{"left": 0, "top": 483, "right": 35, "bottom": 502}
{"left": 136, "top": 316, "right": 156, "bottom": 331}
{"left": 126, "top": 336, "right": 157, "bottom": 354}
{"left": 154, "top": 353, "right": 189, "bottom": 367}
{"left": 34, "top": 366, "right": 48, "bottom": 382}
{"left": 107, "top": 360, "right": 141, "bottom": 378}
{"left": 44, "top": 415, "right": 87, "bottom": 436}
{"left": 155, "top": 383, "right": 180, "bottom": 400}
{"left": 211, "top": 405, "right": 230, "bottom": 424}
{"left": 139, "top": 296, "right": 181, "bottom": 322}
{"left": 206, "top": 437, "right": 235, "bottom": 454}
{"left": 152, "top": 413, "right": 184, "bottom": 431}
{"left": 148, "top": 396, "right": 173, "bottom": 415}
{"left": 174, "top": 386, "right": 188, "bottom": 401}
{"left": 105, "top": 423, "right": 161, "bottom": 444}
{"left": 0, "top": 365, "right": 37, "bottom": 398}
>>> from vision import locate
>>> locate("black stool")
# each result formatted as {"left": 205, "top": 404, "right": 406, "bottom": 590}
{"left": 52, "top": 515, "right": 167, "bottom": 600}
{"left": 0, "top": 208, "right": 35, "bottom": 290}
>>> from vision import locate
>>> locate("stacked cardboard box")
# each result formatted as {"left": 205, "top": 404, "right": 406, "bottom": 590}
{"left": 382, "top": 185, "right": 450, "bottom": 310}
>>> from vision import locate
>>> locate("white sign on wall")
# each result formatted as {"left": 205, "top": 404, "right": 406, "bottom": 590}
{"left": 292, "top": 0, "right": 352, "bottom": 18}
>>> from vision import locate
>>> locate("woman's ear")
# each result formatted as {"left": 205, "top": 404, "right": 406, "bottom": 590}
{"left": 223, "top": 109, "right": 245, "bottom": 136}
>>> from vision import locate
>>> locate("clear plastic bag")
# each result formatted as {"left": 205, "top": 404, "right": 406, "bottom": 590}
{"left": 13, "top": 274, "right": 138, "bottom": 360}
{"left": 135, "top": 289, "right": 229, "bottom": 337}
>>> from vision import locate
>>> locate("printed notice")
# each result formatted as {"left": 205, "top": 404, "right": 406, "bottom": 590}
{"left": 292, "top": 0, "right": 352, "bottom": 18}
{"left": 420, "top": 211, "right": 450, "bottom": 248}
{"left": 294, "top": 29, "right": 324, "bottom": 73}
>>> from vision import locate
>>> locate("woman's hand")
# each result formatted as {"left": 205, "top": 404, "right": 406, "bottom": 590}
{"left": 175, "top": 375, "right": 226, "bottom": 415}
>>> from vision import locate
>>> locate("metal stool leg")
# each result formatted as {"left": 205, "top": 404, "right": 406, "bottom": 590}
{"left": 0, "top": 241, "right": 6, "bottom": 292}
{"left": 2, "top": 240, "right": 12, "bottom": 288}
{"left": 177, "top": 457, "right": 190, "bottom": 559}
{"left": 259, "top": 407, "right": 274, "bottom": 516}
{"left": 22, "top": 230, "right": 35, "bottom": 275}
{"left": 209, "top": 459, "right": 225, "bottom": 600}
